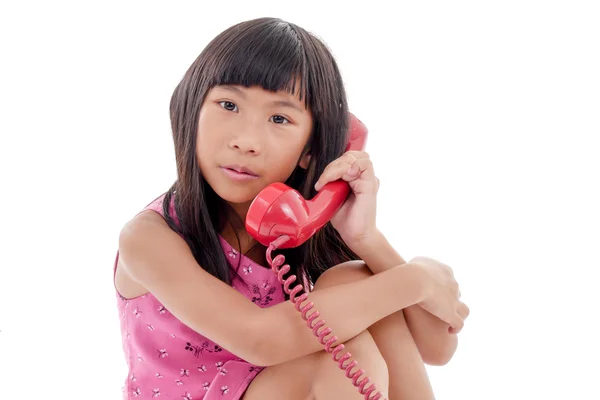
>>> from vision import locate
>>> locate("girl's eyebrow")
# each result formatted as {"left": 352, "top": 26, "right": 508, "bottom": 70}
{"left": 219, "top": 85, "right": 246, "bottom": 97}
{"left": 269, "top": 100, "right": 304, "bottom": 113}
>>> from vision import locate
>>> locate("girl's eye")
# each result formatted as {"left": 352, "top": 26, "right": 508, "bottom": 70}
{"left": 270, "top": 115, "right": 289, "bottom": 124}
{"left": 219, "top": 101, "right": 238, "bottom": 112}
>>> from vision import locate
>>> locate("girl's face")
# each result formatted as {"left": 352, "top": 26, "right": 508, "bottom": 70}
{"left": 196, "top": 84, "right": 313, "bottom": 212}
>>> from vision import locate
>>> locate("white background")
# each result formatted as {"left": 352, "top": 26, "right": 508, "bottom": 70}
{"left": 1, "top": 1, "right": 599, "bottom": 398}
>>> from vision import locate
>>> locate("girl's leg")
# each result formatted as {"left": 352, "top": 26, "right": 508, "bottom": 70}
{"left": 241, "top": 329, "right": 388, "bottom": 400}
{"left": 313, "top": 329, "right": 389, "bottom": 399}
{"left": 241, "top": 263, "right": 390, "bottom": 399}
{"left": 240, "top": 349, "right": 317, "bottom": 400}
{"left": 314, "top": 261, "right": 435, "bottom": 400}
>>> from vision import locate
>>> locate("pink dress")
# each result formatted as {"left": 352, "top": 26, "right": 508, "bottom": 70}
{"left": 114, "top": 194, "right": 286, "bottom": 399}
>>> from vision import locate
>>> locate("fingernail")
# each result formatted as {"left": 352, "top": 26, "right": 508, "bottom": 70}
{"left": 347, "top": 165, "right": 359, "bottom": 175}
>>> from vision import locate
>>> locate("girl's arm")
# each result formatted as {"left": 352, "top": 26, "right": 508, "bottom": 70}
{"left": 255, "top": 260, "right": 426, "bottom": 365}
{"left": 118, "top": 211, "right": 429, "bottom": 367}
{"left": 350, "top": 231, "right": 460, "bottom": 366}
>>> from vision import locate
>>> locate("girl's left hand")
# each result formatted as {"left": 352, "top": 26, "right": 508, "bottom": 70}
{"left": 314, "top": 150, "right": 380, "bottom": 248}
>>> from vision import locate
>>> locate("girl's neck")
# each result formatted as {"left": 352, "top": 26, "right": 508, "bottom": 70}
{"left": 220, "top": 206, "right": 268, "bottom": 267}
{"left": 220, "top": 222, "right": 255, "bottom": 253}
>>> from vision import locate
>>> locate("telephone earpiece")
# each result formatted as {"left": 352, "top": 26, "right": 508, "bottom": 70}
{"left": 245, "top": 112, "right": 368, "bottom": 248}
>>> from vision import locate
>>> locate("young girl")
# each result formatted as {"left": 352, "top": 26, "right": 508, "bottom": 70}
{"left": 114, "top": 17, "right": 469, "bottom": 400}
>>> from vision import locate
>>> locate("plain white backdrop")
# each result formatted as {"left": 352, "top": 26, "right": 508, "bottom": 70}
{"left": 1, "top": 1, "right": 598, "bottom": 398}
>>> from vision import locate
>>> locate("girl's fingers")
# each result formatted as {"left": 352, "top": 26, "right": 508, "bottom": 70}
{"left": 315, "top": 151, "right": 374, "bottom": 191}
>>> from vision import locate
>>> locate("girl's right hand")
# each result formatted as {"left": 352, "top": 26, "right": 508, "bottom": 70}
{"left": 411, "top": 256, "right": 470, "bottom": 334}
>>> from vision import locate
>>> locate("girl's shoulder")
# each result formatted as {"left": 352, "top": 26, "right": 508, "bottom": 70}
{"left": 131, "top": 191, "right": 181, "bottom": 229}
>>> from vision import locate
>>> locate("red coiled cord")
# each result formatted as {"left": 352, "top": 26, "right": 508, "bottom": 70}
{"left": 266, "top": 235, "right": 387, "bottom": 400}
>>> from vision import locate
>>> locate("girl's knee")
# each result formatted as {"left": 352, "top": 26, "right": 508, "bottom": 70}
{"left": 313, "top": 260, "right": 373, "bottom": 291}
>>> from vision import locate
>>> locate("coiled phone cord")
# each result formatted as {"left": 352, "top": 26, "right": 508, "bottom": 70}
{"left": 266, "top": 235, "right": 387, "bottom": 400}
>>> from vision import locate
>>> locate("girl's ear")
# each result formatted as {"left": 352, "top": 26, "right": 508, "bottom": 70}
{"left": 298, "top": 152, "right": 311, "bottom": 169}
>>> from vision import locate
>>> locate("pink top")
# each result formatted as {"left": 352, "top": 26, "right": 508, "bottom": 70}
{"left": 114, "top": 194, "right": 286, "bottom": 399}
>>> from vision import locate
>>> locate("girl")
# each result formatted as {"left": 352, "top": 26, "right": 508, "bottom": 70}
{"left": 114, "top": 17, "right": 469, "bottom": 400}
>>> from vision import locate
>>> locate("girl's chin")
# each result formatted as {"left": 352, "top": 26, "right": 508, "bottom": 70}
{"left": 215, "top": 187, "right": 260, "bottom": 206}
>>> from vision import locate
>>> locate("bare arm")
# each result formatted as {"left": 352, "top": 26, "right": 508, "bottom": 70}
{"left": 118, "top": 211, "right": 428, "bottom": 367}
{"left": 350, "top": 230, "right": 459, "bottom": 366}
{"left": 256, "top": 262, "right": 426, "bottom": 365}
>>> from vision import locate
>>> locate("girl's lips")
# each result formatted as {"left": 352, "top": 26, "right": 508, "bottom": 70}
{"left": 221, "top": 164, "right": 258, "bottom": 176}
{"left": 220, "top": 166, "right": 259, "bottom": 181}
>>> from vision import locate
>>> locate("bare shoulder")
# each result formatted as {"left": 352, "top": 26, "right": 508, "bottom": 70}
{"left": 115, "top": 210, "right": 171, "bottom": 298}
{"left": 117, "top": 209, "right": 186, "bottom": 279}
{"left": 118, "top": 209, "right": 169, "bottom": 266}
{"left": 119, "top": 209, "right": 177, "bottom": 258}
{"left": 120, "top": 209, "right": 169, "bottom": 240}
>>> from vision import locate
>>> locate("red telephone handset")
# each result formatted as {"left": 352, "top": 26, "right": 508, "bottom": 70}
{"left": 245, "top": 112, "right": 368, "bottom": 248}
{"left": 245, "top": 114, "right": 386, "bottom": 400}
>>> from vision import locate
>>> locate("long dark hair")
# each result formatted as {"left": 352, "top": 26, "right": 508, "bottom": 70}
{"left": 162, "top": 17, "right": 359, "bottom": 290}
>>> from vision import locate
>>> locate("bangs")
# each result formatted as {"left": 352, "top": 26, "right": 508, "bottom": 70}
{"left": 207, "top": 22, "right": 309, "bottom": 107}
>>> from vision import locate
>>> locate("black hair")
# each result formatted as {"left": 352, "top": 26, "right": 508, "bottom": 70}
{"left": 163, "top": 17, "right": 359, "bottom": 292}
